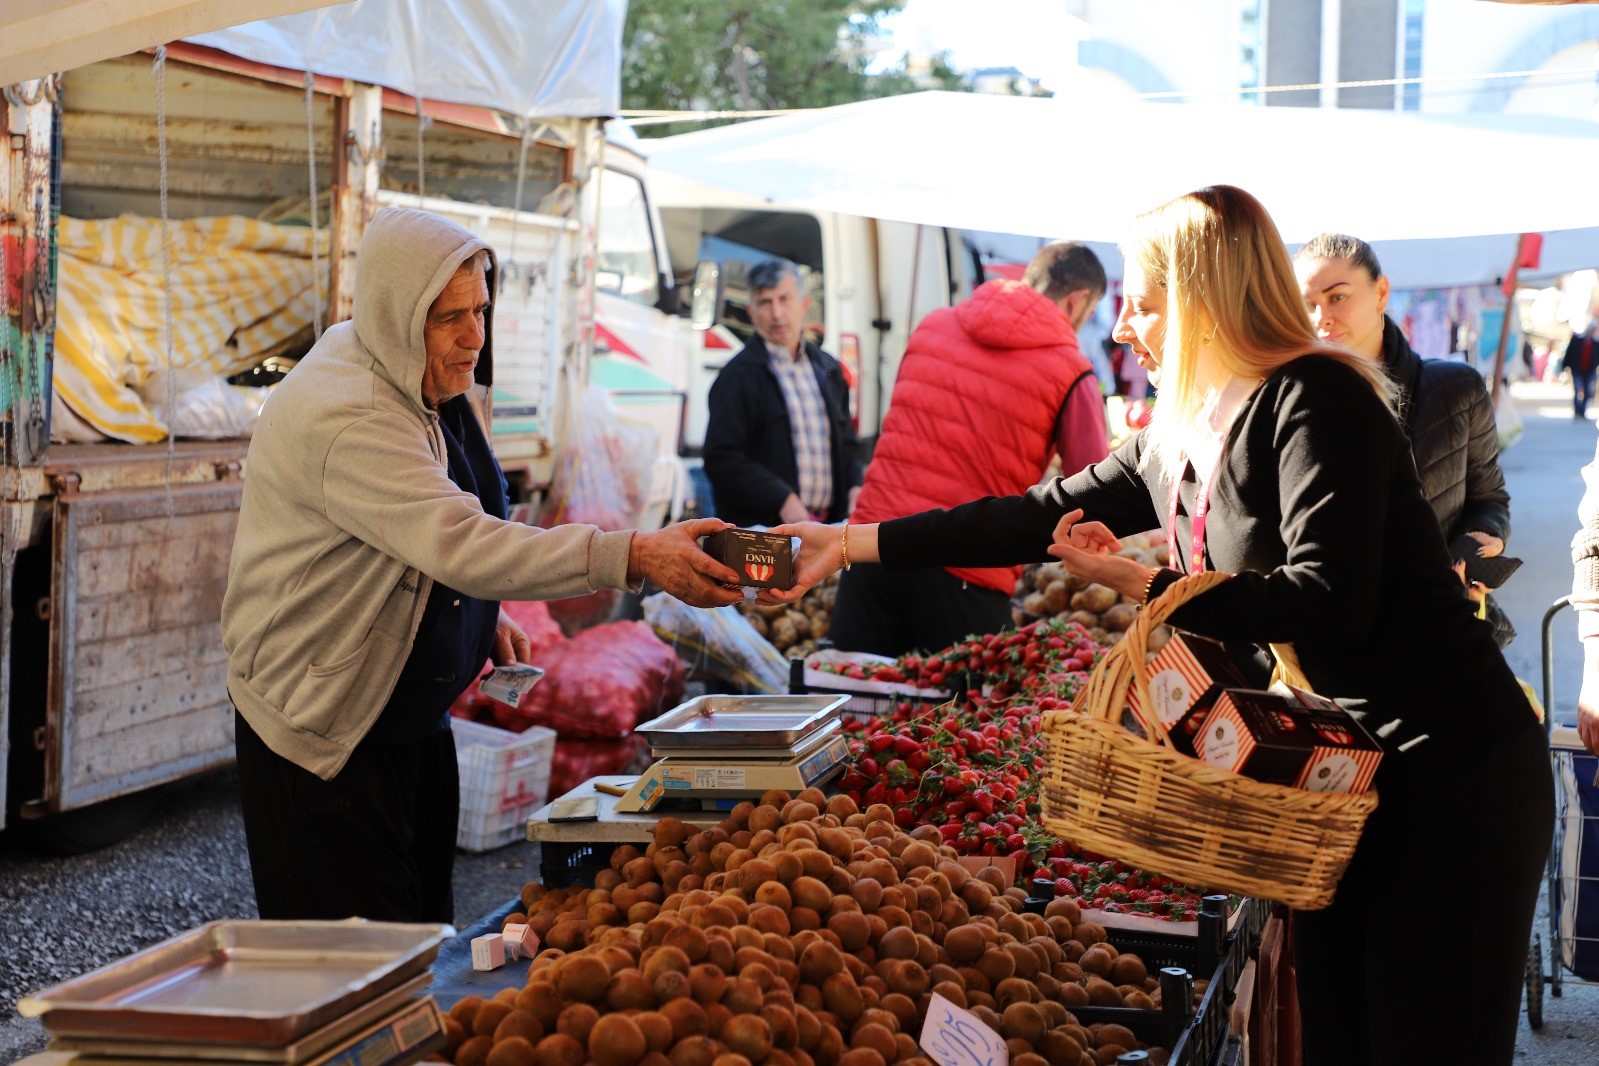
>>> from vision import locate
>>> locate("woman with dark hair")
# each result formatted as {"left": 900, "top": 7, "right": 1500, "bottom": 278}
{"left": 767, "top": 186, "right": 1550, "bottom": 1064}
{"left": 1294, "top": 233, "right": 1515, "bottom": 646}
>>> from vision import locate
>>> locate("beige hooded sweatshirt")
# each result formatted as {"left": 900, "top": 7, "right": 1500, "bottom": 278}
{"left": 222, "top": 208, "right": 634, "bottom": 779}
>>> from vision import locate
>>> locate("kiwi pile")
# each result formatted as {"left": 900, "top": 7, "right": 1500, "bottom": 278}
{"left": 436, "top": 788, "right": 1179, "bottom": 1066}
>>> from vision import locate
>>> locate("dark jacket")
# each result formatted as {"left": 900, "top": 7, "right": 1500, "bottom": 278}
{"left": 1381, "top": 317, "right": 1510, "bottom": 544}
{"left": 881, "top": 355, "right": 1522, "bottom": 745}
{"left": 1567, "top": 331, "right": 1599, "bottom": 376}
{"left": 703, "top": 335, "right": 863, "bottom": 527}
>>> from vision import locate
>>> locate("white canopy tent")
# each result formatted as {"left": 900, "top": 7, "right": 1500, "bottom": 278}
{"left": 191, "top": 0, "right": 625, "bottom": 118}
{"left": 0, "top": 0, "right": 348, "bottom": 85}
{"left": 2, "top": 0, "right": 624, "bottom": 120}
{"left": 645, "top": 91, "right": 1599, "bottom": 289}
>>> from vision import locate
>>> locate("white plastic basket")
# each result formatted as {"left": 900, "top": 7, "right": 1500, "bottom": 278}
{"left": 800, "top": 649, "right": 950, "bottom": 720}
{"left": 451, "top": 717, "right": 557, "bottom": 853}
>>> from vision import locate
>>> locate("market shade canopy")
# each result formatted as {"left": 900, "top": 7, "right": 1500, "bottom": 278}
{"left": 0, "top": 0, "right": 349, "bottom": 85}
{"left": 646, "top": 91, "right": 1599, "bottom": 286}
{"left": 190, "top": 0, "right": 625, "bottom": 118}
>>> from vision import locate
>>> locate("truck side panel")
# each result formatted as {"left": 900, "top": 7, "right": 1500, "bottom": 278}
{"left": 46, "top": 481, "right": 240, "bottom": 810}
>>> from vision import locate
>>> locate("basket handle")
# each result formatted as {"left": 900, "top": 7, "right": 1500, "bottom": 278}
{"left": 1071, "top": 571, "right": 1306, "bottom": 748}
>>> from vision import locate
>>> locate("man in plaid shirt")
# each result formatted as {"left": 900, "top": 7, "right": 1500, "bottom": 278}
{"left": 704, "top": 260, "right": 863, "bottom": 527}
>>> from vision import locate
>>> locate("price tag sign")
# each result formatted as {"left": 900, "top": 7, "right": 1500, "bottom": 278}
{"left": 957, "top": 854, "right": 1017, "bottom": 885}
{"left": 919, "top": 992, "right": 1008, "bottom": 1066}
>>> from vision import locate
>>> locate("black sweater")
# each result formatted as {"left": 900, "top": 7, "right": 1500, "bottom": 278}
{"left": 881, "top": 355, "right": 1521, "bottom": 743}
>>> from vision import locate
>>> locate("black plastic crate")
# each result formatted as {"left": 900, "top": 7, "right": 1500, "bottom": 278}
{"left": 1072, "top": 897, "right": 1269, "bottom": 1065}
{"left": 537, "top": 839, "right": 619, "bottom": 888}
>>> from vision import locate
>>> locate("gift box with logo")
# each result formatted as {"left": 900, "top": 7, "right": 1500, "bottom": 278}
{"left": 700, "top": 528, "right": 794, "bottom": 589}
{"left": 1195, "top": 688, "right": 1382, "bottom": 794}
{"left": 1127, "top": 632, "right": 1250, "bottom": 755}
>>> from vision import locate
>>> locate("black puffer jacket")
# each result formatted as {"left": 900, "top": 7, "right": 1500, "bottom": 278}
{"left": 1381, "top": 316, "right": 1510, "bottom": 544}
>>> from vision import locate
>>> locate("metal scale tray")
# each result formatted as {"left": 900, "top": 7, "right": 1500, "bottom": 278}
{"left": 18, "top": 919, "right": 450, "bottom": 1047}
{"left": 636, "top": 694, "right": 848, "bottom": 752}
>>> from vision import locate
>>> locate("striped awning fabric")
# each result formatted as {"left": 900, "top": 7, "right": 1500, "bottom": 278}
{"left": 54, "top": 214, "right": 327, "bottom": 443}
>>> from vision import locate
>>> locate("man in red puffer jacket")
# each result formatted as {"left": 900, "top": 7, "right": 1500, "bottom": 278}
{"left": 830, "top": 243, "right": 1109, "bottom": 657}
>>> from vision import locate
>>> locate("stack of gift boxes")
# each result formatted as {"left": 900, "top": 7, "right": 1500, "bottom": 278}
{"left": 1127, "top": 632, "right": 1382, "bottom": 794}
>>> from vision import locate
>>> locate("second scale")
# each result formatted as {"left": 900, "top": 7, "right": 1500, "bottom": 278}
{"left": 614, "top": 695, "right": 851, "bottom": 813}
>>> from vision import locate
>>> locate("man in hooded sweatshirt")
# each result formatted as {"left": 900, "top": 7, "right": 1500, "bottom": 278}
{"left": 828, "top": 242, "right": 1109, "bottom": 657}
{"left": 222, "top": 208, "right": 742, "bottom": 923}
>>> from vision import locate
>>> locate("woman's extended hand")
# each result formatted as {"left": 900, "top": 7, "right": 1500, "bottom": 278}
{"left": 1462, "top": 531, "right": 1504, "bottom": 559}
{"left": 757, "top": 521, "right": 841, "bottom": 604}
{"left": 1047, "top": 509, "right": 1151, "bottom": 600}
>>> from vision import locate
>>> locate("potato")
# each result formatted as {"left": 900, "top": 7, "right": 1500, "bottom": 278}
{"left": 1100, "top": 603, "right": 1140, "bottom": 633}
{"left": 1071, "top": 584, "right": 1119, "bottom": 614}
{"left": 768, "top": 617, "right": 798, "bottom": 651}
{"left": 1022, "top": 592, "right": 1048, "bottom": 616}
{"left": 1040, "top": 582, "right": 1070, "bottom": 616}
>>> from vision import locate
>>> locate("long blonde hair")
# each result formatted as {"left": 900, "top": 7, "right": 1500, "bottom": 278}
{"left": 1124, "top": 185, "right": 1396, "bottom": 482}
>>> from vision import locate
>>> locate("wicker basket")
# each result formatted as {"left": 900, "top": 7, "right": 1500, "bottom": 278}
{"left": 1040, "top": 570, "right": 1378, "bottom": 910}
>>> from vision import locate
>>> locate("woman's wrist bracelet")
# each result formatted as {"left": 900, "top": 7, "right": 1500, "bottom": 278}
{"left": 841, "top": 522, "right": 851, "bottom": 571}
{"left": 1139, "top": 566, "right": 1161, "bottom": 606}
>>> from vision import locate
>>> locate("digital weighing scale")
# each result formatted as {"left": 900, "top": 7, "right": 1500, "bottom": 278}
{"left": 614, "top": 695, "right": 851, "bottom": 813}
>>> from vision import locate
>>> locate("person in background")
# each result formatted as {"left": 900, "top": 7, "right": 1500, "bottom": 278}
{"left": 703, "top": 259, "right": 862, "bottom": 527}
{"left": 829, "top": 243, "right": 1109, "bottom": 657}
{"left": 1572, "top": 437, "right": 1599, "bottom": 755}
{"left": 1565, "top": 320, "right": 1599, "bottom": 419}
{"left": 222, "top": 208, "right": 742, "bottom": 924}
{"left": 1294, "top": 233, "right": 1515, "bottom": 647}
{"left": 768, "top": 186, "right": 1551, "bottom": 1065}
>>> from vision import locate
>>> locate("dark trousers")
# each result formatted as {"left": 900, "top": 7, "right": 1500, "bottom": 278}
{"left": 828, "top": 562, "right": 1013, "bottom": 658}
{"left": 1575, "top": 366, "right": 1596, "bottom": 417}
{"left": 233, "top": 709, "right": 458, "bottom": 923}
{"left": 1293, "top": 708, "right": 1551, "bottom": 1064}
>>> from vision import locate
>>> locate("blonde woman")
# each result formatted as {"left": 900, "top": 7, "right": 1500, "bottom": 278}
{"left": 771, "top": 186, "right": 1550, "bottom": 1064}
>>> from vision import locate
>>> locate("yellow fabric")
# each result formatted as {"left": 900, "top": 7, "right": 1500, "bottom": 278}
{"left": 53, "top": 215, "right": 327, "bottom": 443}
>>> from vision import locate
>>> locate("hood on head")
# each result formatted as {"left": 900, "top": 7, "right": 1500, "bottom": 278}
{"left": 353, "top": 207, "right": 497, "bottom": 411}
{"left": 954, "top": 279, "right": 1071, "bottom": 350}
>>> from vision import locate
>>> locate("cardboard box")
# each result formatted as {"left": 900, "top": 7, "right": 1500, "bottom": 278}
{"left": 701, "top": 528, "right": 794, "bottom": 589}
{"left": 1127, "top": 633, "right": 1249, "bottom": 754}
{"left": 1196, "top": 688, "right": 1382, "bottom": 794}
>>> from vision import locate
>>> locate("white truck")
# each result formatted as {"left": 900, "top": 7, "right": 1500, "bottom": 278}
{"left": 0, "top": 5, "right": 692, "bottom": 847}
{"left": 649, "top": 171, "right": 990, "bottom": 458}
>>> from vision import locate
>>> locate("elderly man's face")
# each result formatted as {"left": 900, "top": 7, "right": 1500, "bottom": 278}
{"left": 422, "top": 260, "right": 489, "bottom": 408}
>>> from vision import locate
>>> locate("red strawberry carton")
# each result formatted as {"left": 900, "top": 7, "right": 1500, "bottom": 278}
{"left": 700, "top": 528, "right": 794, "bottom": 589}
{"left": 1195, "top": 688, "right": 1382, "bottom": 794}
{"left": 1126, "top": 632, "right": 1250, "bottom": 755}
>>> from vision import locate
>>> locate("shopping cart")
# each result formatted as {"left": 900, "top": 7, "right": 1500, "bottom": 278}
{"left": 1527, "top": 597, "right": 1599, "bottom": 1028}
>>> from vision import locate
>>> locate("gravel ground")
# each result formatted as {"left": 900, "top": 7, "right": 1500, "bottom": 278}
{"left": 0, "top": 766, "right": 536, "bottom": 1062}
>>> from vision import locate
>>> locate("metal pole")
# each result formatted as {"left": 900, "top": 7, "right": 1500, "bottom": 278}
{"left": 1490, "top": 235, "right": 1525, "bottom": 410}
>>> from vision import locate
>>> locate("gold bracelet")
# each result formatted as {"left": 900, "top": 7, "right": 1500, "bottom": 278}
{"left": 841, "top": 522, "right": 851, "bottom": 571}
{"left": 1139, "top": 567, "right": 1161, "bottom": 607}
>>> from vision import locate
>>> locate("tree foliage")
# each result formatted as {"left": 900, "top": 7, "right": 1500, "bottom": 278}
{"left": 622, "top": 0, "right": 972, "bottom": 129}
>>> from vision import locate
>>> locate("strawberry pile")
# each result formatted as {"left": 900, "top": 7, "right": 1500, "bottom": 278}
{"left": 1044, "top": 856, "right": 1213, "bottom": 920}
{"left": 811, "top": 616, "right": 1101, "bottom": 698}
{"left": 830, "top": 617, "right": 1222, "bottom": 922}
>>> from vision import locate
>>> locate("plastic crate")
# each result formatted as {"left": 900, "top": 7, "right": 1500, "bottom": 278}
{"left": 451, "top": 717, "right": 556, "bottom": 853}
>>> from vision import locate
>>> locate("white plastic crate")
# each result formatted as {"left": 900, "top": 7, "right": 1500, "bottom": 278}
{"left": 451, "top": 717, "right": 556, "bottom": 853}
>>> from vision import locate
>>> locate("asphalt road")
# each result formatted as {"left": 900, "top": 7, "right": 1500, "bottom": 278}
{"left": 0, "top": 380, "right": 1595, "bottom": 1062}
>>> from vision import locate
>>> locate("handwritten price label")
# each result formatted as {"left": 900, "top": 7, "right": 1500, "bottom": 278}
{"left": 919, "top": 992, "right": 1008, "bottom": 1066}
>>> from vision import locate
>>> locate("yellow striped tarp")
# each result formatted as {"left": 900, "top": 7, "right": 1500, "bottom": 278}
{"left": 54, "top": 214, "right": 328, "bottom": 443}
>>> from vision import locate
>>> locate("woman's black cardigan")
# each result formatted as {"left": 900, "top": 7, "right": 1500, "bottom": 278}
{"left": 879, "top": 356, "right": 1521, "bottom": 746}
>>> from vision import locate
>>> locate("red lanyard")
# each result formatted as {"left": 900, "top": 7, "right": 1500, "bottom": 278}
{"left": 1167, "top": 462, "right": 1212, "bottom": 574}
